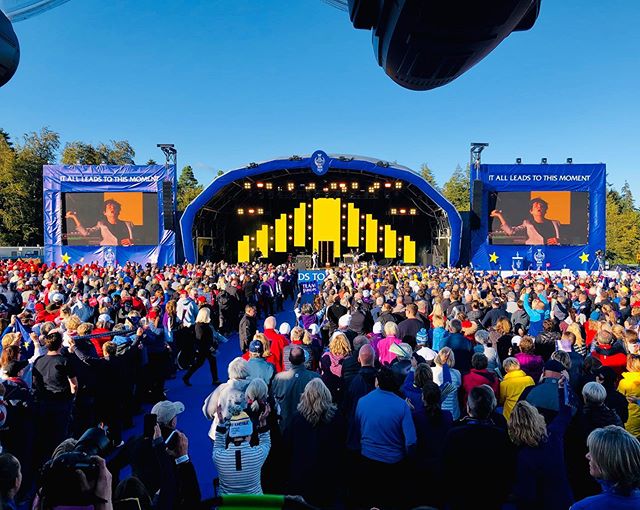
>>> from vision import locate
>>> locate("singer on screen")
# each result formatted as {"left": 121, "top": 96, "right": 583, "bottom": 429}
{"left": 65, "top": 199, "right": 134, "bottom": 246}
{"left": 491, "top": 197, "right": 561, "bottom": 245}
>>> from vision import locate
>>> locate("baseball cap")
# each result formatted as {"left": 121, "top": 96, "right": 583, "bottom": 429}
{"left": 544, "top": 359, "right": 565, "bottom": 374}
{"left": 98, "top": 313, "right": 113, "bottom": 324}
{"left": 373, "top": 321, "right": 383, "bottom": 334}
{"left": 151, "top": 400, "right": 185, "bottom": 425}
{"left": 279, "top": 322, "right": 291, "bottom": 335}
{"left": 249, "top": 340, "right": 264, "bottom": 354}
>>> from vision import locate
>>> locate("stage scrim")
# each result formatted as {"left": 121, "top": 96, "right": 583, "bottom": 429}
{"left": 43, "top": 164, "right": 176, "bottom": 266}
{"left": 470, "top": 163, "right": 606, "bottom": 271}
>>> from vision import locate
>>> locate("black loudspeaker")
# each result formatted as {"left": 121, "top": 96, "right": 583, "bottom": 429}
{"left": 162, "top": 181, "right": 175, "bottom": 231}
{"left": 471, "top": 179, "right": 483, "bottom": 230}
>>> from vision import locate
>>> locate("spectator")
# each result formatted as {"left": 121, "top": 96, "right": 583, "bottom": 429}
{"left": 463, "top": 353, "right": 500, "bottom": 408}
{"left": 508, "top": 400, "right": 574, "bottom": 510}
{"left": 571, "top": 426, "right": 640, "bottom": 509}
{"left": 183, "top": 307, "right": 222, "bottom": 386}
{"left": 402, "top": 362, "right": 433, "bottom": 412}
{"left": 616, "top": 354, "right": 640, "bottom": 437}
{"left": 442, "top": 318, "right": 473, "bottom": 374}
{"left": 432, "top": 347, "right": 462, "bottom": 420}
{"left": 595, "top": 366, "right": 628, "bottom": 425}
{"left": 342, "top": 343, "right": 376, "bottom": 422}
{"left": 442, "top": 385, "right": 515, "bottom": 510}
{"left": 520, "top": 359, "right": 577, "bottom": 424}
{"left": 349, "top": 366, "right": 416, "bottom": 509}
{"left": 500, "top": 357, "right": 535, "bottom": 420}
{"left": 591, "top": 329, "right": 628, "bottom": 377}
{"left": 515, "top": 336, "right": 544, "bottom": 383}
{"left": 238, "top": 305, "right": 257, "bottom": 354}
{"left": 272, "top": 346, "right": 320, "bottom": 433}
{"left": 263, "top": 316, "right": 289, "bottom": 373}
{"left": 283, "top": 379, "right": 345, "bottom": 508}
{"left": 245, "top": 339, "right": 276, "bottom": 387}
{"left": 377, "top": 321, "right": 402, "bottom": 366}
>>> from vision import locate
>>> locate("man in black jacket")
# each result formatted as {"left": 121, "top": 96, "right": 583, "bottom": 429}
{"left": 326, "top": 296, "right": 347, "bottom": 335}
{"left": 238, "top": 305, "right": 257, "bottom": 353}
{"left": 342, "top": 343, "right": 377, "bottom": 422}
{"left": 442, "top": 385, "right": 515, "bottom": 510}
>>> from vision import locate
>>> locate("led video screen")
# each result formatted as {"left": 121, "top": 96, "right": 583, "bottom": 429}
{"left": 488, "top": 191, "right": 589, "bottom": 246}
{"left": 62, "top": 192, "right": 159, "bottom": 246}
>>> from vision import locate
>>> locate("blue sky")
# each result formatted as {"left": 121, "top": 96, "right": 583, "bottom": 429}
{"left": 2, "top": 0, "right": 639, "bottom": 198}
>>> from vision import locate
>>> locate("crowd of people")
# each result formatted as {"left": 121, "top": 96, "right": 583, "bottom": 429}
{"left": 0, "top": 258, "right": 640, "bottom": 509}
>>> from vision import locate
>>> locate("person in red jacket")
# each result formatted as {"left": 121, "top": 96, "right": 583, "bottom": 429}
{"left": 462, "top": 353, "right": 500, "bottom": 408}
{"left": 591, "top": 329, "right": 628, "bottom": 377}
{"left": 263, "top": 315, "right": 289, "bottom": 373}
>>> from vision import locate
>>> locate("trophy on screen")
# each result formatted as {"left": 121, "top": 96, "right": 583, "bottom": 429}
{"left": 534, "top": 248, "right": 545, "bottom": 271}
{"left": 511, "top": 251, "right": 523, "bottom": 271}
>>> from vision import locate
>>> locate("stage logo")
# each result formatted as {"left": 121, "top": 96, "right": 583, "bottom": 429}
{"left": 311, "top": 150, "right": 329, "bottom": 176}
{"left": 533, "top": 248, "right": 545, "bottom": 270}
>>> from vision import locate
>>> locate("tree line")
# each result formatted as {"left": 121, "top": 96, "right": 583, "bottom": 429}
{"left": 0, "top": 127, "right": 637, "bottom": 264}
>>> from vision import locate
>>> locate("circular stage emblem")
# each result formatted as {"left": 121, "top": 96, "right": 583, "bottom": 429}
{"left": 311, "top": 150, "right": 329, "bottom": 176}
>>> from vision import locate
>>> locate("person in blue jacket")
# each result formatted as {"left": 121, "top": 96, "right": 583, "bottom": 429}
{"left": 571, "top": 425, "right": 640, "bottom": 510}
{"left": 522, "top": 290, "right": 549, "bottom": 337}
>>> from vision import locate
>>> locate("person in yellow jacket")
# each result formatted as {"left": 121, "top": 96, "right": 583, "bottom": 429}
{"left": 499, "top": 357, "right": 535, "bottom": 420}
{"left": 617, "top": 355, "right": 640, "bottom": 437}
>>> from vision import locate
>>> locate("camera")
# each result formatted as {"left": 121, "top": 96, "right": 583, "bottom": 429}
{"left": 39, "top": 427, "right": 112, "bottom": 506}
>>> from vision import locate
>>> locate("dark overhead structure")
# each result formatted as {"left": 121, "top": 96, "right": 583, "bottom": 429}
{"left": 347, "top": 0, "right": 541, "bottom": 91}
{"left": 0, "top": 9, "right": 19, "bottom": 87}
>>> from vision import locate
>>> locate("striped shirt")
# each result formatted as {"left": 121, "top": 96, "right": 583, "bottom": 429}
{"left": 213, "top": 428, "right": 271, "bottom": 495}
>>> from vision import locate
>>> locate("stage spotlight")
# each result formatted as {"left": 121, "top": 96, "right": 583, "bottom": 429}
{"left": 288, "top": 236, "right": 293, "bottom": 240}
{"left": 288, "top": 226, "right": 292, "bottom": 230}
{"left": 351, "top": 182, "right": 359, "bottom": 189}
{"left": 361, "top": 215, "right": 365, "bottom": 219}
{"left": 379, "top": 237, "right": 383, "bottom": 241}
{"left": 394, "top": 182, "right": 403, "bottom": 189}
{"left": 270, "top": 237, "right": 274, "bottom": 241}
{"left": 243, "top": 182, "right": 252, "bottom": 189}
{"left": 308, "top": 214, "right": 312, "bottom": 219}
{"left": 390, "top": 208, "right": 397, "bottom": 215}
{"left": 265, "top": 182, "right": 273, "bottom": 190}
{"left": 306, "top": 183, "right": 316, "bottom": 190}
{"left": 516, "top": 158, "right": 522, "bottom": 164}
{"left": 339, "top": 182, "right": 347, "bottom": 188}
{"left": 384, "top": 182, "right": 392, "bottom": 188}
{"left": 398, "top": 236, "right": 402, "bottom": 241}
{"left": 399, "top": 208, "right": 406, "bottom": 214}
{"left": 368, "top": 187, "right": 375, "bottom": 193}
{"left": 342, "top": 237, "right": 346, "bottom": 241}
{"left": 541, "top": 158, "right": 548, "bottom": 164}
{"left": 323, "top": 187, "right": 329, "bottom": 192}
{"left": 373, "top": 182, "right": 381, "bottom": 189}
{"left": 237, "top": 208, "right": 244, "bottom": 215}
{"left": 409, "top": 208, "right": 417, "bottom": 215}
{"left": 567, "top": 157, "right": 573, "bottom": 164}
{"left": 250, "top": 237, "right": 255, "bottom": 241}
{"left": 287, "top": 182, "right": 295, "bottom": 191}
{"left": 256, "top": 182, "right": 264, "bottom": 188}
{"left": 288, "top": 214, "right": 293, "bottom": 219}
{"left": 248, "top": 208, "right": 255, "bottom": 214}
{"left": 341, "top": 214, "right": 346, "bottom": 219}
{"left": 379, "top": 226, "right": 383, "bottom": 231}
{"left": 330, "top": 182, "right": 338, "bottom": 190}
{"left": 307, "top": 225, "right": 312, "bottom": 230}
{"left": 257, "top": 208, "right": 264, "bottom": 215}
{"left": 361, "top": 237, "right": 364, "bottom": 240}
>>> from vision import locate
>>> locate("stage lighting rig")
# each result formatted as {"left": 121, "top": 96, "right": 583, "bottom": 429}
{"left": 541, "top": 158, "right": 548, "bottom": 164}
{"left": 516, "top": 158, "right": 522, "bottom": 164}
{"left": 567, "top": 158, "right": 573, "bottom": 164}
{"left": 247, "top": 162, "right": 259, "bottom": 169}
{"left": 376, "top": 161, "right": 390, "bottom": 168}
{"left": 243, "top": 182, "right": 252, "bottom": 189}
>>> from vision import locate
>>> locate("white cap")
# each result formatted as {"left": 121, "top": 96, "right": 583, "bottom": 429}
{"left": 151, "top": 400, "right": 185, "bottom": 425}
{"left": 98, "top": 313, "right": 113, "bottom": 324}
{"left": 308, "top": 323, "right": 320, "bottom": 336}
{"left": 373, "top": 321, "right": 383, "bottom": 334}
{"left": 278, "top": 322, "right": 291, "bottom": 335}
{"left": 511, "top": 335, "right": 522, "bottom": 346}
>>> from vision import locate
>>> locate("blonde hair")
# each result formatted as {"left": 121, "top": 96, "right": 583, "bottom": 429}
{"left": 627, "top": 355, "right": 640, "bottom": 373}
{"left": 253, "top": 332, "right": 272, "bottom": 357}
{"left": 508, "top": 401, "right": 548, "bottom": 447}
{"left": 384, "top": 322, "right": 399, "bottom": 337}
{"left": 195, "top": 307, "right": 211, "bottom": 324}
{"left": 551, "top": 350, "right": 571, "bottom": 371}
{"left": 432, "top": 314, "right": 445, "bottom": 328}
{"left": 495, "top": 317, "right": 511, "bottom": 335}
{"left": 329, "top": 334, "right": 351, "bottom": 357}
{"left": 587, "top": 426, "right": 640, "bottom": 491}
{"left": 435, "top": 347, "right": 455, "bottom": 368}
{"left": 566, "top": 323, "right": 584, "bottom": 346}
{"left": 65, "top": 315, "right": 82, "bottom": 332}
{"left": 77, "top": 322, "right": 93, "bottom": 336}
{"left": 1, "top": 333, "right": 20, "bottom": 350}
{"left": 297, "top": 378, "right": 336, "bottom": 427}
{"left": 503, "top": 357, "right": 521, "bottom": 372}
{"left": 245, "top": 378, "right": 268, "bottom": 413}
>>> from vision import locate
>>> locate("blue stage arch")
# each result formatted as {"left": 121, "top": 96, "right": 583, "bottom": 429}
{"left": 180, "top": 152, "right": 462, "bottom": 266}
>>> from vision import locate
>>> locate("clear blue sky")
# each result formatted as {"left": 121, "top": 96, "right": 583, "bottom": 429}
{"left": 2, "top": 0, "right": 639, "bottom": 198}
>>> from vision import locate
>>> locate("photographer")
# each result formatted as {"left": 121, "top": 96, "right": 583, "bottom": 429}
{"left": 36, "top": 428, "right": 113, "bottom": 510}
{"left": 32, "top": 331, "right": 78, "bottom": 465}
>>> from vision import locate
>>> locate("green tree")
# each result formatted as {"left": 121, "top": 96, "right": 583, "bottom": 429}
{"left": 620, "top": 181, "right": 635, "bottom": 212}
{"left": 61, "top": 140, "right": 135, "bottom": 165}
{"left": 177, "top": 165, "right": 203, "bottom": 211}
{"left": 0, "top": 128, "right": 13, "bottom": 149}
{"left": 606, "top": 188, "right": 640, "bottom": 264}
{"left": 419, "top": 163, "right": 439, "bottom": 190}
{"left": 0, "top": 128, "right": 60, "bottom": 245}
{"left": 441, "top": 163, "right": 470, "bottom": 211}
{"left": 146, "top": 159, "right": 158, "bottom": 165}
{"left": 216, "top": 169, "right": 224, "bottom": 177}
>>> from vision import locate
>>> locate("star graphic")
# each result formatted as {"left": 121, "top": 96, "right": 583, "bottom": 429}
{"left": 489, "top": 252, "right": 499, "bottom": 263}
{"left": 61, "top": 252, "right": 71, "bottom": 264}
{"left": 579, "top": 252, "right": 589, "bottom": 264}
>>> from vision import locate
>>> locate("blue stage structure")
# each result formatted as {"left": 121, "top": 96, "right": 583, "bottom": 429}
{"left": 469, "top": 163, "right": 606, "bottom": 271}
{"left": 43, "top": 164, "right": 177, "bottom": 266}
{"left": 180, "top": 151, "right": 462, "bottom": 267}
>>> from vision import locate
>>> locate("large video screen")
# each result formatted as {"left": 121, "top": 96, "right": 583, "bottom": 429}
{"left": 62, "top": 192, "right": 159, "bottom": 246}
{"left": 488, "top": 191, "right": 589, "bottom": 246}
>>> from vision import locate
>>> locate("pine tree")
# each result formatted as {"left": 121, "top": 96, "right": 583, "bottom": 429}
{"left": 177, "top": 165, "right": 203, "bottom": 211}
{"left": 441, "top": 164, "right": 470, "bottom": 211}
{"left": 419, "top": 163, "right": 439, "bottom": 190}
